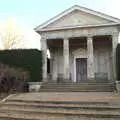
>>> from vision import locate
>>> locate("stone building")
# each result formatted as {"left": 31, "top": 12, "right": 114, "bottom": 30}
{"left": 35, "top": 5, "right": 120, "bottom": 83}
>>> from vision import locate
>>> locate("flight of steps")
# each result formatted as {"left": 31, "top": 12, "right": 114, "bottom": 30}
{"left": 40, "top": 82, "right": 115, "bottom": 92}
{"left": 0, "top": 99, "right": 120, "bottom": 120}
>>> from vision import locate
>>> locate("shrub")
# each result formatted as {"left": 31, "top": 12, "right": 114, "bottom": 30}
{"left": 0, "top": 63, "right": 29, "bottom": 93}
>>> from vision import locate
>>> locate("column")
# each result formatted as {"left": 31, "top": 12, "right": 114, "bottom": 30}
{"left": 63, "top": 38, "right": 69, "bottom": 82}
{"left": 49, "top": 49, "right": 54, "bottom": 82}
{"left": 41, "top": 37, "right": 47, "bottom": 82}
{"left": 52, "top": 49, "right": 58, "bottom": 81}
{"left": 87, "top": 36, "right": 94, "bottom": 80}
{"left": 112, "top": 33, "right": 119, "bottom": 81}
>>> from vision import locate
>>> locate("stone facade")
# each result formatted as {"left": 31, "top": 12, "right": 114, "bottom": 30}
{"left": 35, "top": 5, "right": 120, "bottom": 83}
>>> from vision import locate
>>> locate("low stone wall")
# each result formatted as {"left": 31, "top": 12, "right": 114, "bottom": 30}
{"left": 28, "top": 82, "right": 42, "bottom": 92}
{"left": 116, "top": 81, "right": 120, "bottom": 93}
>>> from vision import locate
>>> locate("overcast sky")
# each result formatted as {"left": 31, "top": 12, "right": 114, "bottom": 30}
{"left": 0, "top": 0, "right": 120, "bottom": 49}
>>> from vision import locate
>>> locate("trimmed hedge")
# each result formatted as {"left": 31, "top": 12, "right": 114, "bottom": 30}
{"left": 116, "top": 44, "right": 120, "bottom": 80}
{"left": 0, "top": 49, "right": 42, "bottom": 82}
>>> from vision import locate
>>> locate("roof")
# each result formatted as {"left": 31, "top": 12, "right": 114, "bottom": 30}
{"left": 35, "top": 5, "right": 120, "bottom": 32}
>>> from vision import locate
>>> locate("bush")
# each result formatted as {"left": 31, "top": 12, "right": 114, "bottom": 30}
{"left": 0, "top": 63, "right": 29, "bottom": 93}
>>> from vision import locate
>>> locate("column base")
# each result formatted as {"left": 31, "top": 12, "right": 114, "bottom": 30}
{"left": 56, "top": 79, "right": 70, "bottom": 83}
{"left": 43, "top": 78, "right": 48, "bottom": 82}
{"left": 63, "top": 79, "right": 70, "bottom": 83}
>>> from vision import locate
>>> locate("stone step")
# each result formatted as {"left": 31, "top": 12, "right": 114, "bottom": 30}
{"left": 41, "top": 86, "right": 114, "bottom": 89}
{"left": 0, "top": 108, "right": 120, "bottom": 118}
{"left": 41, "top": 85, "right": 114, "bottom": 88}
{"left": 40, "top": 84, "right": 114, "bottom": 87}
{"left": 40, "top": 83, "right": 115, "bottom": 92}
{"left": 42, "top": 85, "right": 114, "bottom": 87}
{"left": 2, "top": 103, "right": 120, "bottom": 112}
{"left": 0, "top": 112, "right": 119, "bottom": 120}
{"left": 42, "top": 82, "right": 114, "bottom": 85}
{"left": 0, "top": 116, "right": 38, "bottom": 120}
{"left": 39, "top": 89, "right": 113, "bottom": 92}
{"left": 6, "top": 99, "right": 114, "bottom": 105}
{"left": 2, "top": 100, "right": 120, "bottom": 114}
{"left": 4, "top": 102, "right": 120, "bottom": 110}
{"left": 1, "top": 94, "right": 120, "bottom": 120}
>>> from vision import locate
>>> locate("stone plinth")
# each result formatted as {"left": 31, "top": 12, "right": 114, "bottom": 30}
{"left": 28, "top": 82, "right": 42, "bottom": 92}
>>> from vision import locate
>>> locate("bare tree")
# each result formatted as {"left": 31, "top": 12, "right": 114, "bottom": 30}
{"left": 1, "top": 19, "right": 24, "bottom": 49}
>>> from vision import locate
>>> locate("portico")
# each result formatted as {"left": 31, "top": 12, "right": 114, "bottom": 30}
{"left": 35, "top": 5, "right": 120, "bottom": 83}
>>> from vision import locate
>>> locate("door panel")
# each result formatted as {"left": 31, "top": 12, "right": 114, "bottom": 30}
{"left": 76, "top": 58, "right": 87, "bottom": 82}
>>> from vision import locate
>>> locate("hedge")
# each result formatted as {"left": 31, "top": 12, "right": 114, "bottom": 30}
{"left": 0, "top": 49, "right": 42, "bottom": 82}
{"left": 116, "top": 44, "right": 120, "bottom": 80}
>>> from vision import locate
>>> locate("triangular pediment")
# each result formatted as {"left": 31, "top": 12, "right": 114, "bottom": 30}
{"left": 44, "top": 10, "right": 114, "bottom": 29}
{"left": 35, "top": 5, "right": 120, "bottom": 31}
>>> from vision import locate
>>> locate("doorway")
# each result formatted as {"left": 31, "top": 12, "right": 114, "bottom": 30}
{"left": 76, "top": 58, "right": 87, "bottom": 82}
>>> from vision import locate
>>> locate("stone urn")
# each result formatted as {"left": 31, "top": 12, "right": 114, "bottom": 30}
{"left": 115, "top": 81, "right": 120, "bottom": 93}
{"left": 28, "top": 82, "right": 42, "bottom": 92}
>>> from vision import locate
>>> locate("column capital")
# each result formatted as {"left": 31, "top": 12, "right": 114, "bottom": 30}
{"left": 41, "top": 33, "right": 47, "bottom": 39}
{"left": 41, "top": 36, "right": 47, "bottom": 41}
{"left": 87, "top": 35, "right": 93, "bottom": 39}
{"left": 41, "top": 38, "right": 47, "bottom": 51}
{"left": 111, "top": 32, "right": 119, "bottom": 37}
{"left": 63, "top": 37, "right": 69, "bottom": 40}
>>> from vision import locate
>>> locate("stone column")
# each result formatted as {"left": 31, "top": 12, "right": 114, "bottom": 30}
{"left": 52, "top": 49, "right": 58, "bottom": 82}
{"left": 63, "top": 38, "right": 69, "bottom": 82}
{"left": 49, "top": 49, "right": 53, "bottom": 82}
{"left": 87, "top": 36, "right": 94, "bottom": 80}
{"left": 112, "top": 33, "right": 119, "bottom": 81}
{"left": 41, "top": 37, "right": 47, "bottom": 82}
